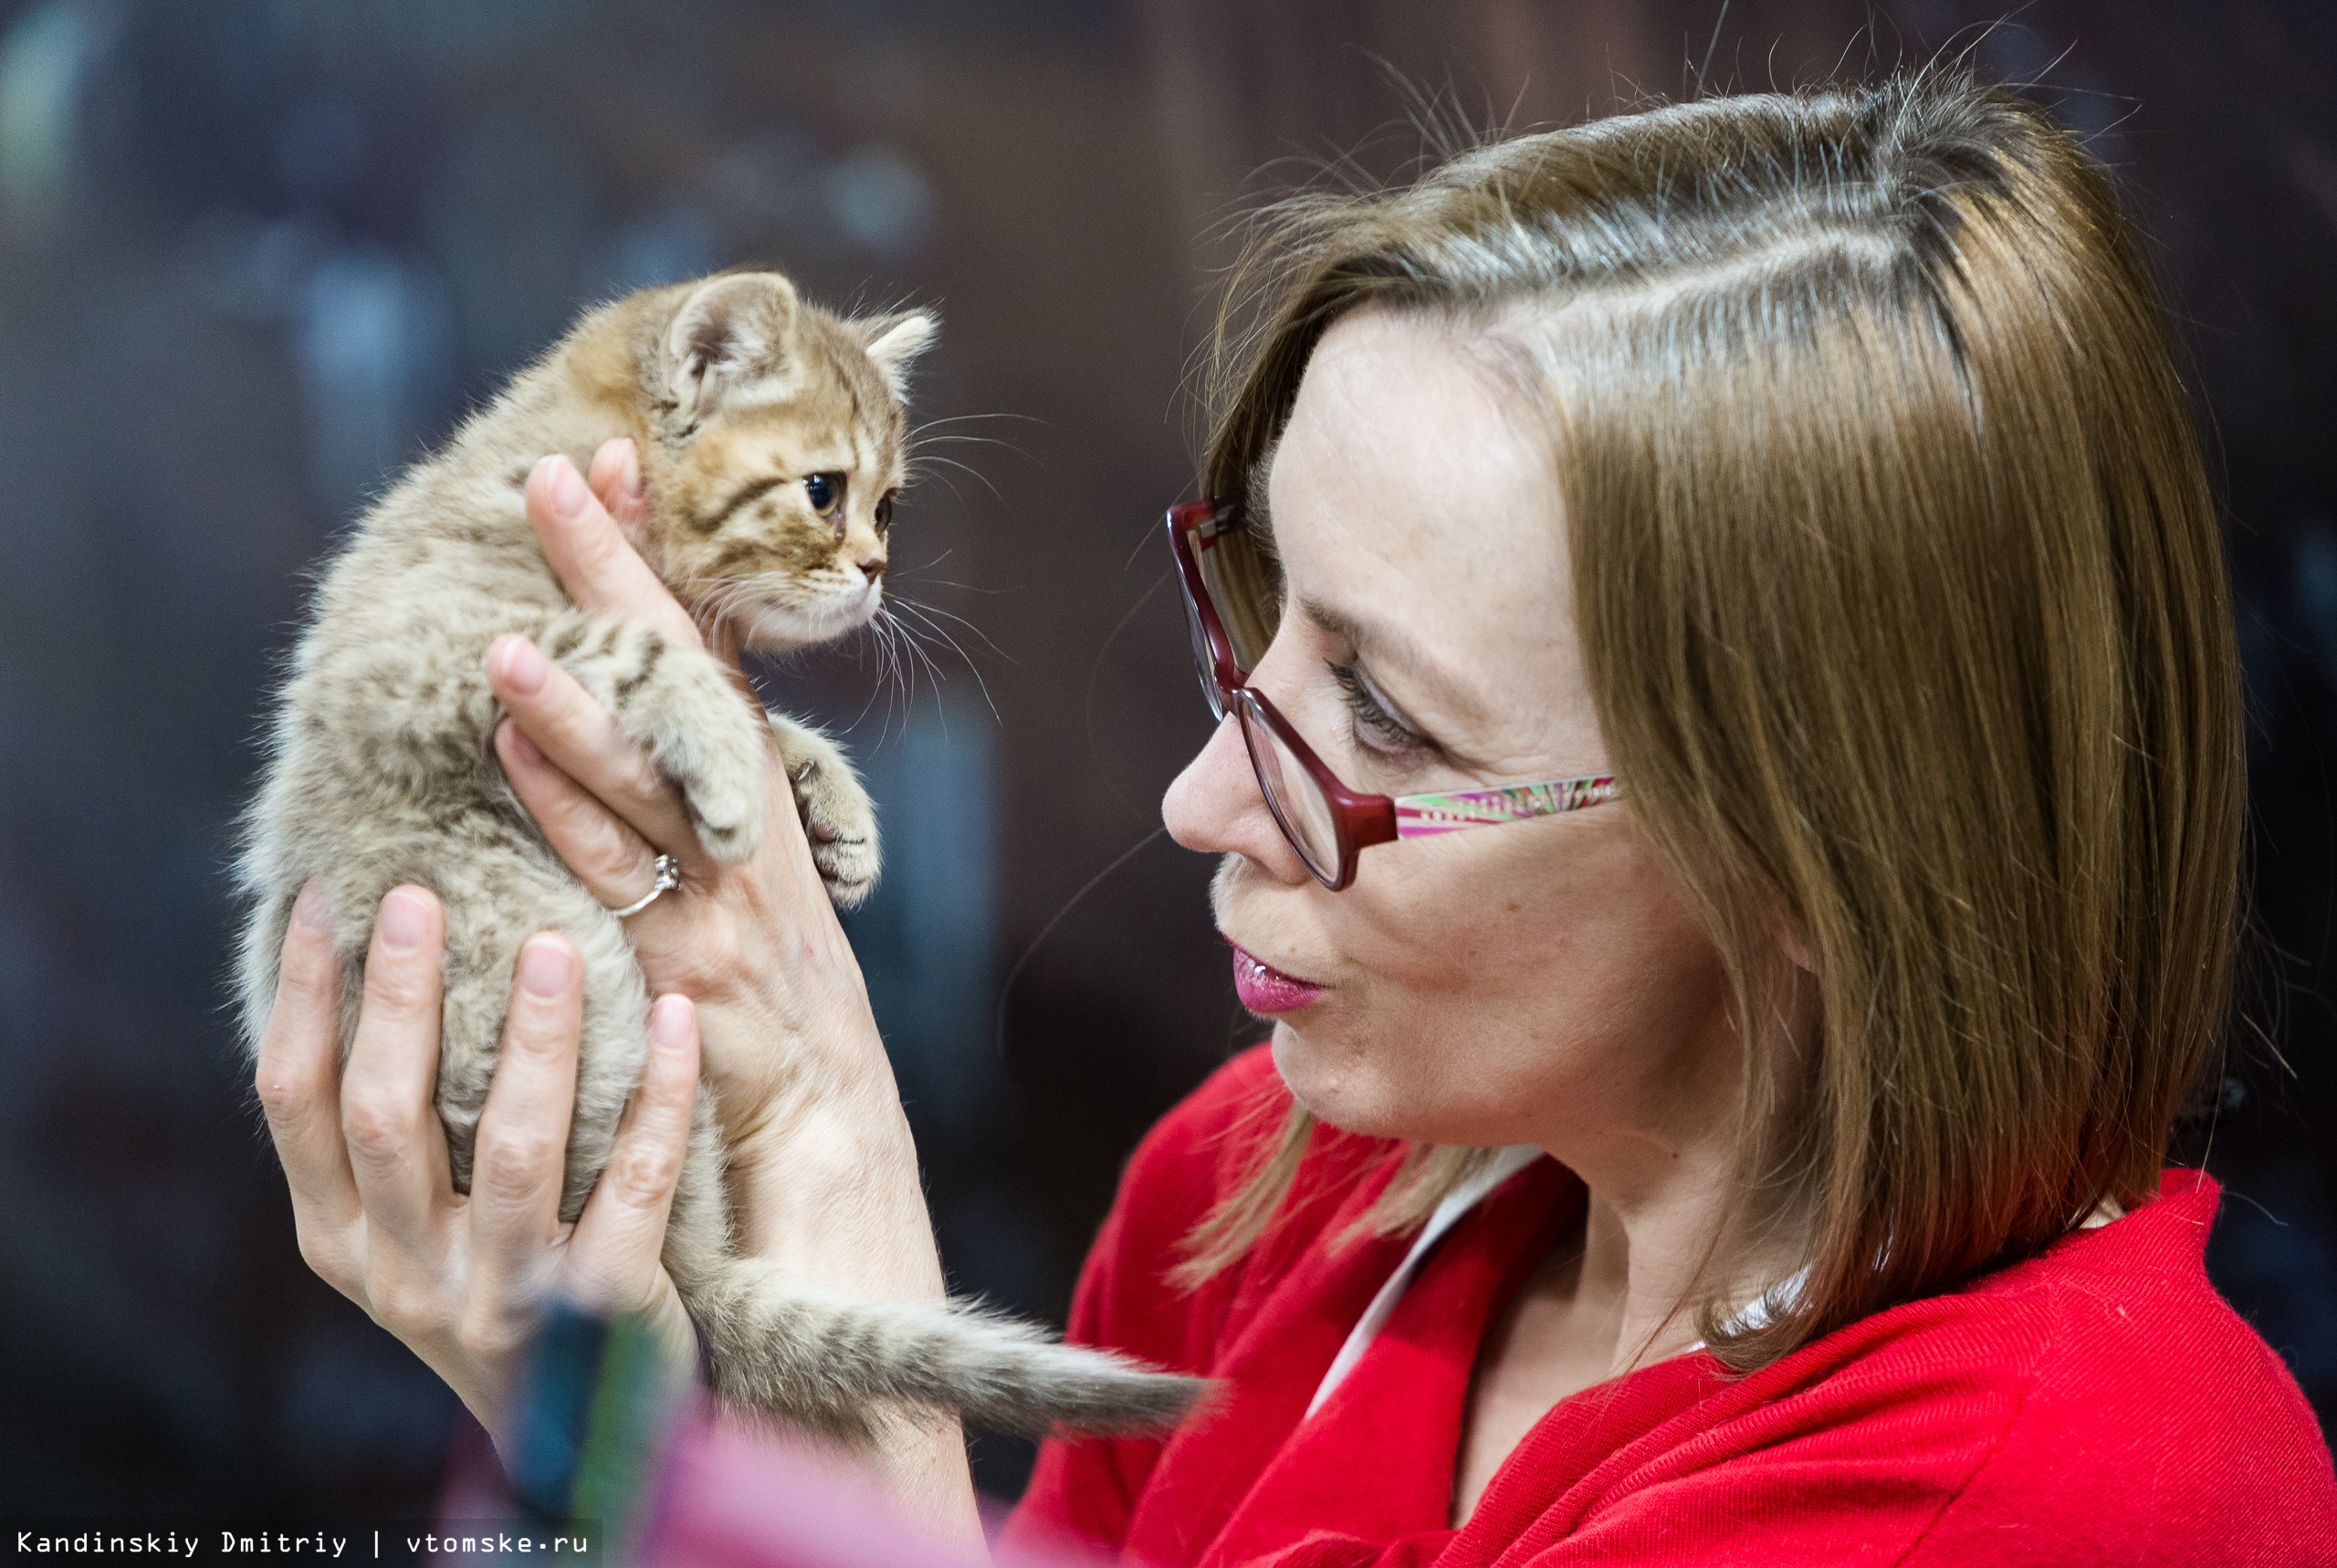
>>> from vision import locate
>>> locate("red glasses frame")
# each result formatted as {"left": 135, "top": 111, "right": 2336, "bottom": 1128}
{"left": 1167, "top": 499, "right": 1620, "bottom": 890}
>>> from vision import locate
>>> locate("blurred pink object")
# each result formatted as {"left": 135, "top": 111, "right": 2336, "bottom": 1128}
{"left": 642, "top": 1408, "right": 980, "bottom": 1568}
{"left": 431, "top": 1326, "right": 1114, "bottom": 1568}
{"left": 640, "top": 1404, "right": 1106, "bottom": 1568}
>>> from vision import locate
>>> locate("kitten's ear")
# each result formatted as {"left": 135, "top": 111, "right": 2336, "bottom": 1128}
{"left": 857, "top": 311, "right": 937, "bottom": 399}
{"left": 665, "top": 273, "right": 798, "bottom": 423}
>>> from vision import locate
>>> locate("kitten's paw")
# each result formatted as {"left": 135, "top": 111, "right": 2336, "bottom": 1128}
{"left": 770, "top": 715, "right": 879, "bottom": 908}
{"left": 665, "top": 704, "right": 769, "bottom": 864}
{"left": 549, "top": 612, "right": 769, "bottom": 862}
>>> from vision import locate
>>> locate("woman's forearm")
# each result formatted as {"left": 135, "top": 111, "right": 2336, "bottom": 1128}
{"left": 725, "top": 1085, "right": 984, "bottom": 1546}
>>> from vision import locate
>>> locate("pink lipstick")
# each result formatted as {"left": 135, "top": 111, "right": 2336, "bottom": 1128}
{"left": 1231, "top": 945, "right": 1326, "bottom": 1014}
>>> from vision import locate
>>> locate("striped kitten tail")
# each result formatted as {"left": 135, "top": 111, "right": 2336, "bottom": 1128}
{"left": 686, "top": 1258, "right": 1206, "bottom": 1442}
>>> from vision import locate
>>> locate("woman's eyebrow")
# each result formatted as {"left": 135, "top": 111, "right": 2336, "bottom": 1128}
{"left": 1295, "top": 595, "right": 1483, "bottom": 728}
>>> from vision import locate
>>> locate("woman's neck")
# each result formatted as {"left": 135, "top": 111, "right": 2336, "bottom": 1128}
{"left": 1450, "top": 1169, "right": 1793, "bottom": 1528}
{"left": 1451, "top": 1092, "right": 1812, "bottom": 1526}
{"left": 1543, "top": 956, "right": 1819, "bottom": 1369}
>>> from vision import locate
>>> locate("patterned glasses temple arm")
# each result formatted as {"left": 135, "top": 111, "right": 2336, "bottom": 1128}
{"left": 1390, "top": 776, "right": 1622, "bottom": 838}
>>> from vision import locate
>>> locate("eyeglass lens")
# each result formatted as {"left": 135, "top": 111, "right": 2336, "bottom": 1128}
{"left": 1239, "top": 695, "right": 1342, "bottom": 883}
{"left": 1183, "top": 516, "right": 1343, "bottom": 885}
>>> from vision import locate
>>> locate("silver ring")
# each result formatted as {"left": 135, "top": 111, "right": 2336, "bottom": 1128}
{"left": 606, "top": 853, "right": 681, "bottom": 918}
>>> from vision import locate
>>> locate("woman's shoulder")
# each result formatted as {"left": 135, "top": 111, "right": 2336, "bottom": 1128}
{"left": 1934, "top": 1171, "right": 2333, "bottom": 1551}
{"left": 1546, "top": 1173, "right": 2334, "bottom": 1565}
{"left": 1902, "top": 1170, "right": 2321, "bottom": 1434}
{"left": 1735, "top": 1170, "right": 2337, "bottom": 1562}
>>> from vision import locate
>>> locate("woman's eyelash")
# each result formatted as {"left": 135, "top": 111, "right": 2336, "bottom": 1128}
{"left": 1327, "top": 663, "right": 1425, "bottom": 750}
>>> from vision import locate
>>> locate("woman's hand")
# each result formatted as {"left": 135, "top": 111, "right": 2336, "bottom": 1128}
{"left": 488, "top": 445, "right": 933, "bottom": 1291}
{"left": 486, "top": 444, "right": 977, "bottom": 1536}
{"left": 253, "top": 880, "right": 703, "bottom": 1449}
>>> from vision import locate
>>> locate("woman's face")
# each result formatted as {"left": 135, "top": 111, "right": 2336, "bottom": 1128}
{"left": 1163, "top": 308, "right": 1741, "bottom": 1158}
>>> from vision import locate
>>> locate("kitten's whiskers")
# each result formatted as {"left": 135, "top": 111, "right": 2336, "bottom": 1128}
{"left": 689, "top": 573, "right": 764, "bottom": 646}
{"left": 879, "top": 603, "right": 948, "bottom": 716}
{"left": 890, "top": 593, "right": 1015, "bottom": 664}
{"left": 879, "top": 597, "right": 1001, "bottom": 726}
{"left": 905, "top": 453, "right": 1003, "bottom": 504}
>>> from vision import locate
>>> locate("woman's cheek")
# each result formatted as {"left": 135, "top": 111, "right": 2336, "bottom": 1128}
{"left": 1264, "top": 979, "right": 1449, "bottom": 1138}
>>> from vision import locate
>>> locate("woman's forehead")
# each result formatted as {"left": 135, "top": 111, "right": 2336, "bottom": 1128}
{"left": 1266, "top": 311, "right": 1578, "bottom": 724}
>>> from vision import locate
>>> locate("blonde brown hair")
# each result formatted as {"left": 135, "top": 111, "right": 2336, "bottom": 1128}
{"left": 1177, "top": 68, "right": 2245, "bottom": 1371}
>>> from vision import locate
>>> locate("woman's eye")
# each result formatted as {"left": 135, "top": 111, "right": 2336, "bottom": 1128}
{"left": 804, "top": 473, "right": 844, "bottom": 515}
{"left": 874, "top": 491, "right": 896, "bottom": 533}
{"left": 1328, "top": 663, "right": 1428, "bottom": 757}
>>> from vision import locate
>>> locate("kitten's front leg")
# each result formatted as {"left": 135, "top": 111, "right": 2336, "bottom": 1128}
{"left": 769, "top": 713, "right": 879, "bottom": 909}
{"left": 540, "top": 611, "right": 769, "bottom": 862}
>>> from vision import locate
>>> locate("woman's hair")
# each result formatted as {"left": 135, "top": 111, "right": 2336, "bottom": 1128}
{"left": 1178, "top": 66, "right": 2246, "bottom": 1372}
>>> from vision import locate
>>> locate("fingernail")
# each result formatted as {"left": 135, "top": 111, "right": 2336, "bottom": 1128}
{"left": 378, "top": 890, "right": 429, "bottom": 955}
{"left": 651, "top": 994, "right": 695, "bottom": 1052}
{"left": 549, "top": 455, "right": 589, "bottom": 519}
{"left": 294, "top": 880, "right": 332, "bottom": 935}
{"left": 496, "top": 634, "right": 548, "bottom": 696}
{"left": 519, "top": 936, "right": 573, "bottom": 999}
{"left": 615, "top": 439, "right": 644, "bottom": 508}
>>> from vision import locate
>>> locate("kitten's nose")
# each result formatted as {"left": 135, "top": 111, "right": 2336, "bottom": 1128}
{"left": 856, "top": 551, "right": 886, "bottom": 584}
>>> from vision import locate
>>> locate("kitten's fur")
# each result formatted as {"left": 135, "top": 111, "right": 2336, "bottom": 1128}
{"left": 236, "top": 272, "right": 1200, "bottom": 1441}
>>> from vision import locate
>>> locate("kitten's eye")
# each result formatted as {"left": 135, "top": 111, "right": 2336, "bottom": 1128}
{"left": 874, "top": 491, "right": 896, "bottom": 534}
{"left": 804, "top": 473, "right": 844, "bottom": 516}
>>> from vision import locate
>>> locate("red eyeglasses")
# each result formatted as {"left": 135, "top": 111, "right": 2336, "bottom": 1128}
{"left": 1167, "top": 499, "right": 1621, "bottom": 891}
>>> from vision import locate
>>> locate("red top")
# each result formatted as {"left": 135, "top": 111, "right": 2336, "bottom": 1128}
{"left": 1004, "top": 1047, "right": 2337, "bottom": 1567}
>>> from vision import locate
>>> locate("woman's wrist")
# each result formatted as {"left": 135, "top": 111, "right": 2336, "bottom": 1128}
{"left": 697, "top": 1004, "right": 890, "bottom": 1152}
{"left": 652, "top": 881, "right": 895, "bottom": 1143}
{"left": 724, "top": 1089, "right": 948, "bottom": 1304}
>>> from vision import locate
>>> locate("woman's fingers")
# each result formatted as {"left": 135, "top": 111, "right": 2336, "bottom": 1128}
{"left": 341, "top": 889, "right": 456, "bottom": 1253}
{"left": 467, "top": 936, "right": 586, "bottom": 1301}
{"left": 255, "top": 882, "right": 362, "bottom": 1242}
{"left": 492, "top": 718, "right": 672, "bottom": 915}
{"left": 566, "top": 994, "right": 701, "bottom": 1316}
{"left": 525, "top": 452, "right": 701, "bottom": 651}
{"left": 486, "top": 634, "right": 704, "bottom": 870}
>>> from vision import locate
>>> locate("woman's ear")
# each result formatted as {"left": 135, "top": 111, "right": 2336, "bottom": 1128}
{"left": 1768, "top": 901, "right": 1816, "bottom": 975}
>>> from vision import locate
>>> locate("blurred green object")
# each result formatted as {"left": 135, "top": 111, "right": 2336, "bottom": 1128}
{"left": 498, "top": 1300, "right": 687, "bottom": 1557}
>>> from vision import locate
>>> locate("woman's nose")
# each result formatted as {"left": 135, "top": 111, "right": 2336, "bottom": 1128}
{"left": 1162, "top": 712, "right": 1312, "bottom": 883}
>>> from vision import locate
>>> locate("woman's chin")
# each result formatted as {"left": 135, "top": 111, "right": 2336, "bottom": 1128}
{"left": 1270, "top": 1021, "right": 1403, "bottom": 1138}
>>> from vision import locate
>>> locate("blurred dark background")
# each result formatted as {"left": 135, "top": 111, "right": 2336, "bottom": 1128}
{"left": 1, "top": 0, "right": 2332, "bottom": 1521}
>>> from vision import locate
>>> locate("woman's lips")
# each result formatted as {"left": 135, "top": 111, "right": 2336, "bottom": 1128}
{"left": 1231, "top": 945, "right": 1326, "bottom": 1014}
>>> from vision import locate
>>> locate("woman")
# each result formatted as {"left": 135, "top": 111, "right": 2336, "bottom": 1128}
{"left": 254, "top": 70, "right": 2337, "bottom": 1562}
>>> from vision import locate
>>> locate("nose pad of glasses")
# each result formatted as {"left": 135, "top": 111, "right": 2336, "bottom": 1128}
{"left": 1239, "top": 698, "right": 1342, "bottom": 885}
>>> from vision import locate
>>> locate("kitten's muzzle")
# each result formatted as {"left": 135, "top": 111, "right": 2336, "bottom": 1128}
{"left": 734, "top": 581, "right": 883, "bottom": 650}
